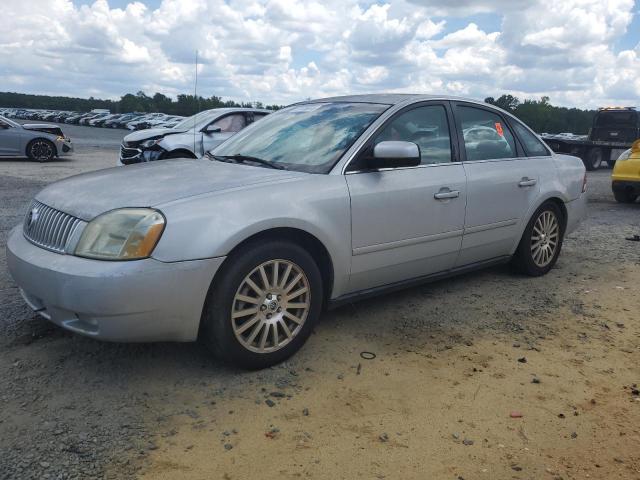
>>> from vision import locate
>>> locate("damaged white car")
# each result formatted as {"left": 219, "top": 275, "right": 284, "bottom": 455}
{"left": 118, "top": 108, "right": 270, "bottom": 165}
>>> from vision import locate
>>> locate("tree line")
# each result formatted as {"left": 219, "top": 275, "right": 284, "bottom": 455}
{"left": 1, "top": 90, "right": 598, "bottom": 134}
{"left": 484, "top": 95, "right": 596, "bottom": 134}
{"left": 0, "top": 91, "right": 282, "bottom": 116}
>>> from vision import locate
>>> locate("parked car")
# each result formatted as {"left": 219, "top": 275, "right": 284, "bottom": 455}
{"left": 0, "top": 115, "right": 73, "bottom": 161}
{"left": 125, "top": 113, "right": 167, "bottom": 130}
{"left": 104, "top": 113, "right": 142, "bottom": 129}
{"left": 89, "top": 114, "right": 119, "bottom": 127}
{"left": 64, "top": 113, "right": 85, "bottom": 124}
{"left": 80, "top": 113, "right": 109, "bottom": 125}
{"left": 6, "top": 94, "right": 586, "bottom": 368}
{"left": 611, "top": 140, "right": 640, "bottom": 203}
{"left": 118, "top": 108, "right": 269, "bottom": 165}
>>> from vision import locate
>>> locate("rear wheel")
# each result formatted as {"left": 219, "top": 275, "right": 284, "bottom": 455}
{"left": 584, "top": 148, "right": 603, "bottom": 171}
{"left": 613, "top": 190, "right": 638, "bottom": 204}
{"left": 200, "top": 240, "right": 323, "bottom": 369}
{"left": 512, "top": 202, "right": 564, "bottom": 276}
{"left": 26, "top": 139, "right": 56, "bottom": 162}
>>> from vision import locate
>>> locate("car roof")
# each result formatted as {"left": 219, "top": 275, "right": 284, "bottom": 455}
{"left": 304, "top": 93, "right": 485, "bottom": 106}
{"left": 197, "top": 107, "right": 272, "bottom": 115}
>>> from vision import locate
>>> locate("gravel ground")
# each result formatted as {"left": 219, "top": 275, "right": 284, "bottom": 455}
{"left": 0, "top": 127, "right": 639, "bottom": 479}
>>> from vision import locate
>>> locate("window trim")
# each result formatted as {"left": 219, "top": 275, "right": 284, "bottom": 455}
{"left": 344, "top": 100, "right": 460, "bottom": 174}
{"left": 451, "top": 101, "right": 528, "bottom": 163}
{"left": 508, "top": 117, "right": 553, "bottom": 157}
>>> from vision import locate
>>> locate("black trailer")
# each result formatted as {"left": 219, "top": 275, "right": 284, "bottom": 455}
{"left": 541, "top": 107, "right": 639, "bottom": 171}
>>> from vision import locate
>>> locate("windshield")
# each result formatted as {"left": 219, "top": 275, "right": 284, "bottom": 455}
{"left": 595, "top": 111, "right": 638, "bottom": 127}
{"left": 173, "top": 111, "right": 218, "bottom": 130}
{"left": 211, "top": 102, "right": 388, "bottom": 173}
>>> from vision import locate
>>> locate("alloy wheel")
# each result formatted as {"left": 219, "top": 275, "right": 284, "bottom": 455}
{"left": 30, "top": 140, "right": 54, "bottom": 161}
{"left": 231, "top": 259, "right": 310, "bottom": 353}
{"left": 530, "top": 210, "right": 559, "bottom": 267}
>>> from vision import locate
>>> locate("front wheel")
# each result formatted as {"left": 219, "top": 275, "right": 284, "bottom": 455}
{"left": 27, "top": 139, "right": 56, "bottom": 162}
{"left": 512, "top": 202, "right": 564, "bottom": 276}
{"left": 200, "top": 240, "right": 323, "bottom": 369}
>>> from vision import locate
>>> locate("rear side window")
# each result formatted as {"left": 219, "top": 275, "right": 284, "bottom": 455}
{"left": 375, "top": 105, "right": 452, "bottom": 165}
{"left": 511, "top": 121, "right": 550, "bottom": 157}
{"left": 458, "top": 106, "right": 516, "bottom": 161}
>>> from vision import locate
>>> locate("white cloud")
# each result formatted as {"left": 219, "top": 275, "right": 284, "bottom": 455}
{"left": 0, "top": 0, "right": 638, "bottom": 108}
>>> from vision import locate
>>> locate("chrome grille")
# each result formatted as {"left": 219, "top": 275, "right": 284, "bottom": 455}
{"left": 23, "top": 201, "right": 81, "bottom": 253}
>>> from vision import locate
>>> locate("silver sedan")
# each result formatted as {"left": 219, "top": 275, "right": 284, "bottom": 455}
{"left": 0, "top": 115, "right": 74, "bottom": 162}
{"left": 6, "top": 94, "right": 586, "bottom": 368}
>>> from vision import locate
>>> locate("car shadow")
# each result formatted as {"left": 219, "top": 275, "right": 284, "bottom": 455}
{"left": 0, "top": 156, "right": 72, "bottom": 163}
{"left": 14, "top": 262, "right": 516, "bottom": 382}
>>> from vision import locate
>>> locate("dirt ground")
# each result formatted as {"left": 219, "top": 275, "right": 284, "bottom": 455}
{"left": 1, "top": 127, "right": 639, "bottom": 480}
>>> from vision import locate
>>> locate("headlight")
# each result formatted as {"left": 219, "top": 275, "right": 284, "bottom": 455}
{"left": 141, "top": 138, "right": 162, "bottom": 148}
{"left": 75, "top": 208, "right": 165, "bottom": 260}
{"left": 617, "top": 149, "right": 631, "bottom": 161}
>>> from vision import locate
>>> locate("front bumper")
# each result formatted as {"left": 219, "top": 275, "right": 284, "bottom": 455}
{"left": 119, "top": 143, "right": 164, "bottom": 165}
{"left": 6, "top": 225, "right": 225, "bottom": 342}
{"left": 55, "top": 138, "right": 74, "bottom": 157}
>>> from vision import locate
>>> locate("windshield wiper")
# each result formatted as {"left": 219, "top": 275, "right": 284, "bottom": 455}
{"left": 211, "top": 153, "right": 285, "bottom": 170}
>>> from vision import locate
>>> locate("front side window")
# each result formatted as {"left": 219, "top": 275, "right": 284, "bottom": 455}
{"left": 212, "top": 114, "right": 246, "bottom": 133}
{"left": 511, "top": 121, "right": 550, "bottom": 157}
{"left": 458, "top": 106, "right": 516, "bottom": 161}
{"left": 374, "top": 105, "right": 452, "bottom": 165}
{"left": 212, "top": 102, "right": 388, "bottom": 173}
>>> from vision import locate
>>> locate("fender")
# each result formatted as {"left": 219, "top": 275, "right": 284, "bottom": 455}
{"left": 152, "top": 175, "right": 353, "bottom": 298}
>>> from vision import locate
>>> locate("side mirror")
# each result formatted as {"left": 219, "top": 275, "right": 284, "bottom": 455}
{"left": 204, "top": 125, "right": 222, "bottom": 134}
{"left": 369, "top": 141, "right": 421, "bottom": 169}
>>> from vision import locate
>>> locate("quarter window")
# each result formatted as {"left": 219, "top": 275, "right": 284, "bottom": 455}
{"left": 375, "top": 105, "right": 452, "bottom": 165}
{"left": 511, "top": 122, "right": 550, "bottom": 156}
{"left": 458, "top": 106, "right": 516, "bottom": 161}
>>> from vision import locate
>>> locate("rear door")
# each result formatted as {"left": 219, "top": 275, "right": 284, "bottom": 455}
{"left": 452, "top": 102, "right": 544, "bottom": 266}
{"left": 345, "top": 102, "right": 467, "bottom": 292}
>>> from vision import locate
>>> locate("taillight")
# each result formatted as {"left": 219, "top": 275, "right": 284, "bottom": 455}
{"left": 582, "top": 173, "right": 587, "bottom": 193}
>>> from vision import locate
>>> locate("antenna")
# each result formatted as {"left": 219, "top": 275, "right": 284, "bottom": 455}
{"left": 193, "top": 49, "right": 199, "bottom": 155}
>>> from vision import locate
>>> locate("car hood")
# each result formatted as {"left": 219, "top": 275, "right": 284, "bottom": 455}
{"left": 35, "top": 159, "right": 306, "bottom": 221}
{"left": 123, "top": 127, "right": 189, "bottom": 143}
{"left": 22, "top": 124, "right": 64, "bottom": 136}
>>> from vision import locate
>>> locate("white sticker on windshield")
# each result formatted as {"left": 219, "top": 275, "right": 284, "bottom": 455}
{"left": 286, "top": 103, "right": 325, "bottom": 114}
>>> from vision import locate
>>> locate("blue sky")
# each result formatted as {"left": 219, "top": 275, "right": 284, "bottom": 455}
{"left": 3, "top": 0, "right": 639, "bottom": 107}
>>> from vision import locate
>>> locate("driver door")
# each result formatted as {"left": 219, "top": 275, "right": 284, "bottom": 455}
{"left": 345, "top": 102, "right": 467, "bottom": 292}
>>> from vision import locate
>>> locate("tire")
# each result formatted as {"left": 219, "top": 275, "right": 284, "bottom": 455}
{"left": 613, "top": 190, "right": 638, "bottom": 204}
{"left": 200, "top": 239, "right": 323, "bottom": 369}
{"left": 512, "top": 201, "right": 564, "bottom": 276}
{"left": 26, "top": 139, "right": 56, "bottom": 162}
{"left": 584, "top": 148, "right": 603, "bottom": 171}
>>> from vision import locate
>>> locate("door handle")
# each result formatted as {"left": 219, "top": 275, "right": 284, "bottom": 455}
{"left": 434, "top": 189, "right": 460, "bottom": 200}
{"left": 518, "top": 178, "right": 537, "bottom": 187}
